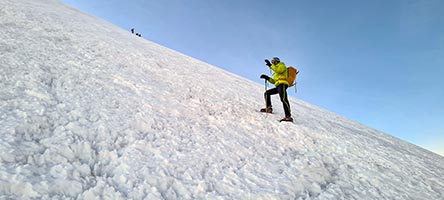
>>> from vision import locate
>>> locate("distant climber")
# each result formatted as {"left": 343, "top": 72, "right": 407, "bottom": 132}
{"left": 131, "top": 28, "right": 142, "bottom": 37}
{"left": 260, "top": 57, "right": 293, "bottom": 122}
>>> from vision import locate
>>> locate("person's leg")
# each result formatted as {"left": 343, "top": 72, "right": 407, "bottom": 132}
{"left": 278, "top": 84, "right": 291, "bottom": 117}
{"left": 264, "top": 87, "right": 279, "bottom": 108}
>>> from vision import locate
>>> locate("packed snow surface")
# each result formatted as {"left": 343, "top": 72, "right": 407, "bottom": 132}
{"left": 1, "top": 0, "right": 444, "bottom": 199}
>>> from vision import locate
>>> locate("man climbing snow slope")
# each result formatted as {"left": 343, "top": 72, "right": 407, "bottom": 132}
{"left": 260, "top": 57, "right": 293, "bottom": 122}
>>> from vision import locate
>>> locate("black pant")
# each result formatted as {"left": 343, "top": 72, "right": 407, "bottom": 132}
{"left": 264, "top": 84, "right": 291, "bottom": 117}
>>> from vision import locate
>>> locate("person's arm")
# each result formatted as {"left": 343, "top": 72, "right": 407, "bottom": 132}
{"left": 271, "top": 62, "right": 286, "bottom": 73}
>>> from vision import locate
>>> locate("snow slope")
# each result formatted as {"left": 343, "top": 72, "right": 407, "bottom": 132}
{"left": 1, "top": 0, "right": 444, "bottom": 199}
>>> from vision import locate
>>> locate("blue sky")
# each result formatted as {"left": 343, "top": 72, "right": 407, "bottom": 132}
{"left": 62, "top": 0, "right": 443, "bottom": 155}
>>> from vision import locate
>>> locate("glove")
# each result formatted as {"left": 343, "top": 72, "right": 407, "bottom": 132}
{"left": 265, "top": 59, "right": 271, "bottom": 67}
{"left": 260, "top": 74, "right": 270, "bottom": 80}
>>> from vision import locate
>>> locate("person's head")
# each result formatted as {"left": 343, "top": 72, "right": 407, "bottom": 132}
{"left": 271, "top": 57, "right": 280, "bottom": 64}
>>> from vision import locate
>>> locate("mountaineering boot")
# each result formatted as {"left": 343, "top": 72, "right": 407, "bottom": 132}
{"left": 279, "top": 116, "right": 293, "bottom": 122}
{"left": 260, "top": 107, "right": 273, "bottom": 113}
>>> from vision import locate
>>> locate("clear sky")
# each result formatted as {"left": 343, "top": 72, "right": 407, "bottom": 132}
{"left": 61, "top": 0, "right": 443, "bottom": 155}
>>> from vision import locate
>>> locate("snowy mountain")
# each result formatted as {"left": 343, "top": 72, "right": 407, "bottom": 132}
{"left": 1, "top": 0, "right": 444, "bottom": 199}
